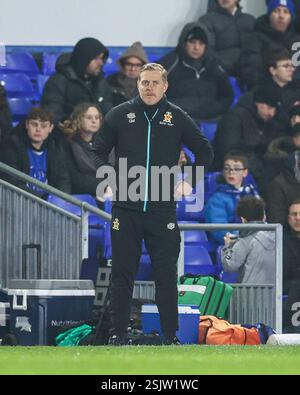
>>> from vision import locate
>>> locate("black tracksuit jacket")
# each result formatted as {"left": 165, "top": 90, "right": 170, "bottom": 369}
{"left": 94, "top": 95, "right": 214, "bottom": 212}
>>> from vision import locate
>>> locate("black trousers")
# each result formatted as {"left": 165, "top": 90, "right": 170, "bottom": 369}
{"left": 110, "top": 206, "right": 181, "bottom": 338}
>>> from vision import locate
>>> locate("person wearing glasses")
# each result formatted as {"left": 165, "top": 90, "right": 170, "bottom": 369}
{"left": 239, "top": 0, "right": 300, "bottom": 88}
{"left": 204, "top": 151, "right": 259, "bottom": 245}
{"left": 106, "top": 42, "right": 148, "bottom": 107}
{"left": 42, "top": 37, "right": 113, "bottom": 124}
{"left": 263, "top": 48, "right": 300, "bottom": 129}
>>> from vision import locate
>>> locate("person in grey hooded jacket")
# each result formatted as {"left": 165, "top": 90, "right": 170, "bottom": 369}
{"left": 221, "top": 196, "right": 275, "bottom": 284}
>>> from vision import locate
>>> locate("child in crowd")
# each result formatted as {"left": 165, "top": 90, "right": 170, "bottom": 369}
{"left": 204, "top": 151, "right": 259, "bottom": 245}
{"left": 221, "top": 196, "right": 275, "bottom": 284}
{"left": 61, "top": 102, "right": 114, "bottom": 199}
{"left": 0, "top": 107, "right": 71, "bottom": 197}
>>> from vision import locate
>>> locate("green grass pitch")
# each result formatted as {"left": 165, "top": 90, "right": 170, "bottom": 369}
{"left": 0, "top": 346, "right": 300, "bottom": 375}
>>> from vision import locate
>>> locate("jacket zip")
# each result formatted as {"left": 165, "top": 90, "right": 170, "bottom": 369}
{"left": 143, "top": 109, "right": 159, "bottom": 212}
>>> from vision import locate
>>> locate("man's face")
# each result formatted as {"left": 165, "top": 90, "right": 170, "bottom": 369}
{"left": 270, "top": 60, "right": 295, "bottom": 85}
{"left": 26, "top": 119, "right": 53, "bottom": 146}
{"left": 122, "top": 56, "right": 143, "bottom": 79}
{"left": 81, "top": 106, "right": 101, "bottom": 134}
{"left": 270, "top": 6, "right": 292, "bottom": 33}
{"left": 217, "top": 0, "right": 238, "bottom": 12}
{"left": 86, "top": 54, "right": 105, "bottom": 76}
{"left": 137, "top": 70, "right": 168, "bottom": 105}
{"left": 185, "top": 40, "right": 206, "bottom": 59}
{"left": 293, "top": 134, "right": 300, "bottom": 148}
{"left": 256, "top": 103, "right": 277, "bottom": 122}
{"left": 288, "top": 203, "right": 300, "bottom": 233}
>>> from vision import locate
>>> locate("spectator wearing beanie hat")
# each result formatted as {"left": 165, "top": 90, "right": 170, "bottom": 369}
{"left": 158, "top": 22, "right": 233, "bottom": 123}
{"left": 212, "top": 82, "right": 285, "bottom": 185}
{"left": 198, "top": 0, "right": 255, "bottom": 75}
{"left": 42, "top": 37, "right": 113, "bottom": 123}
{"left": 106, "top": 42, "right": 148, "bottom": 106}
{"left": 239, "top": 0, "right": 300, "bottom": 88}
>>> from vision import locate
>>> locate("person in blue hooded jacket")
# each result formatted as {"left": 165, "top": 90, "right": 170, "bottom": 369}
{"left": 204, "top": 151, "right": 259, "bottom": 245}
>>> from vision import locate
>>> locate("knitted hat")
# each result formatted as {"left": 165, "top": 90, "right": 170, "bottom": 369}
{"left": 253, "top": 84, "right": 281, "bottom": 108}
{"left": 186, "top": 27, "right": 208, "bottom": 45}
{"left": 70, "top": 37, "right": 109, "bottom": 78}
{"left": 118, "top": 41, "right": 148, "bottom": 67}
{"left": 267, "top": 0, "right": 295, "bottom": 17}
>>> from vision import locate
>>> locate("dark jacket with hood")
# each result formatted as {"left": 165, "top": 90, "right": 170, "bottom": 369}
{"left": 94, "top": 95, "right": 214, "bottom": 213}
{"left": 267, "top": 151, "right": 300, "bottom": 224}
{"left": 212, "top": 91, "right": 285, "bottom": 179}
{"left": 198, "top": 1, "right": 255, "bottom": 75}
{"left": 41, "top": 38, "right": 113, "bottom": 123}
{"left": 239, "top": 14, "right": 300, "bottom": 88}
{"left": 158, "top": 22, "right": 233, "bottom": 123}
{"left": 221, "top": 222, "right": 276, "bottom": 284}
{"left": 0, "top": 123, "right": 71, "bottom": 196}
{"left": 106, "top": 41, "right": 148, "bottom": 107}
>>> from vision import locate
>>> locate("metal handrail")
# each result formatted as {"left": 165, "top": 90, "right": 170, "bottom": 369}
{"left": 0, "top": 161, "right": 111, "bottom": 221}
{"left": 0, "top": 161, "right": 283, "bottom": 332}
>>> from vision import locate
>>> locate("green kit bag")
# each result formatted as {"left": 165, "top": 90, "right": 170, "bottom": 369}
{"left": 178, "top": 274, "right": 233, "bottom": 318}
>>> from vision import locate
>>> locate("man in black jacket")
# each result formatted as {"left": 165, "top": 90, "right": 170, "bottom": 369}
{"left": 199, "top": 0, "right": 255, "bottom": 75}
{"left": 213, "top": 83, "right": 284, "bottom": 182}
{"left": 42, "top": 37, "right": 113, "bottom": 124}
{"left": 158, "top": 22, "right": 233, "bottom": 123}
{"left": 95, "top": 63, "right": 213, "bottom": 345}
{"left": 0, "top": 107, "right": 71, "bottom": 197}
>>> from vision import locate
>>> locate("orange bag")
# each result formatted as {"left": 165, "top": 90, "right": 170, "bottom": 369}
{"left": 199, "top": 315, "right": 261, "bottom": 345}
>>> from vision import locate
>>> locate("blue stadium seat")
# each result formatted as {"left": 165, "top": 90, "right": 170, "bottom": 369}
{"left": 180, "top": 221, "right": 215, "bottom": 255}
{"left": 229, "top": 76, "right": 243, "bottom": 107}
{"left": 204, "top": 171, "right": 220, "bottom": 201}
{"left": 0, "top": 73, "right": 37, "bottom": 99}
{"left": 37, "top": 74, "right": 50, "bottom": 96}
{"left": 103, "top": 49, "right": 123, "bottom": 76}
{"left": 0, "top": 53, "right": 39, "bottom": 79}
{"left": 200, "top": 121, "right": 218, "bottom": 142}
{"left": 42, "top": 53, "right": 60, "bottom": 75}
{"left": 184, "top": 245, "right": 216, "bottom": 276}
{"left": 7, "top": 97, "right": 33, "bottom": 123}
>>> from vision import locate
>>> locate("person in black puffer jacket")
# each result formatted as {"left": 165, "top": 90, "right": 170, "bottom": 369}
{"left": 42, "top": 37, "right": 113, "bottom": 124}
{"left": 158, "top": 22, "right": 233, "bottom": 124}
{"left": 199, "top": 0, "right": 255, "bottom": 76}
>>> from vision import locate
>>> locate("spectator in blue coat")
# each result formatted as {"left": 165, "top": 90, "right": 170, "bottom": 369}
{"left": 204, "top": 151, "right": 259, "bottom": 245}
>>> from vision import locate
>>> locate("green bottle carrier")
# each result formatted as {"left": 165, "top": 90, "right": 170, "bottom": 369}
{"left": 178, "top": 275, "right": 233, "bottom": 319}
